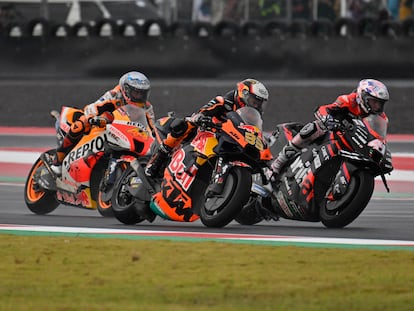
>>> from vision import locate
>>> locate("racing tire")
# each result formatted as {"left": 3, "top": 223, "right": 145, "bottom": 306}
{"left": 90, "top": 161, "right": 112, "bottom": 217}
{"left": 200, "top": 166, "right": 252, "bottom": 228}
{"left": 319, "top": 170, "right": 374, "bottom": 228}
{"left": 96, "top": 190, "right": 114, "bottom": 217}
{"left": 96, "top": 163, "right": 129, "bottom": 217}
{"left": 24, "top": 157, "right": 59, "bottom": 215}
{"left": 111, "top": 166, "right": 146, "bottom": 225}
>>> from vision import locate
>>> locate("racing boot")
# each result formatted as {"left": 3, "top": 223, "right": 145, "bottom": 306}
{"left": 50, "top": 116, "right": 90, "bottom": 176}
{"left": 269, "top": 141, "right": 300, "bottom": 179}
{"left": 50, "top": 151, "right": 66, "bottom": 176}
{"left": 145, "top": 143, "right": 172, "bottom": 178}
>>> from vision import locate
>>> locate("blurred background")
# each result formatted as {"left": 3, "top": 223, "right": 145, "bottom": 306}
{"left": 1, "top": 0, "right": 413, "bottom": 133}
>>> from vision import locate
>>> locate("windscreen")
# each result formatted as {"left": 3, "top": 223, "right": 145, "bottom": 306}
{"left": 119, "top": 104, "right": 148, "bottom": 126}
{"left": 363, "top": 114, "right": 388, "bottom": 140}
{"left": 236, "top": 106, "right": 263, "bottom": 131}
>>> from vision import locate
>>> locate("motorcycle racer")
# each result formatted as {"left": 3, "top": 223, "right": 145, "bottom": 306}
{"left": 144, "top": 78, "right": 270, "bottom": 178}
{"left": 50, "top": 71, "right": 155, "bottom": 175}
{"left": 268, "top": 78, "right": 390, "bottom": 179}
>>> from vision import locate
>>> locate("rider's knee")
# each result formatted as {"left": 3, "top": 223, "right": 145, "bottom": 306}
{"left": 170, "top": 118, "right": 189, "bottom": 138}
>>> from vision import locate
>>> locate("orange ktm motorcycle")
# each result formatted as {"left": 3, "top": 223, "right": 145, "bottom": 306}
{"left": 24, "top": 104, "right": 154, "bottom": 217}
{"left": 111, "top": 106, "right": 272, "bottom": 227}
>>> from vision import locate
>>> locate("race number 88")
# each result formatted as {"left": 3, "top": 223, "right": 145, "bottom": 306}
{"left": 245, "top": 132, "right": 263, "bottom": 150}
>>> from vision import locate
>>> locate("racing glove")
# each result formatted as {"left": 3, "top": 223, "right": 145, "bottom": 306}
{"left": 192, "top": 114, "right": 217, "bottom": 129}
{"left": 323, "top": 115, "right": 341, "bottom": 131}
{"left": 88, "top": 116, "right": 109, "bottom": 128}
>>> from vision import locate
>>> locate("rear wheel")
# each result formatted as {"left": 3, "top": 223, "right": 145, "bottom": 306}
{"left": 319, "top": 170, "right": 374, "bottom": 228}
{"left": 200, "top": 166, "right": 252, "bottom": 228}
{"left": 24, "top": 158, "right": 59, "bottom": 215}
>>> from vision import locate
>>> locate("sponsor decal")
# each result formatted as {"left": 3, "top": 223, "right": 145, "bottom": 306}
{"left": 168, "top": 149, "right": 197, "bottom": 191}
{"left": 107, "top": 126, "right": 127, "bottom": 144}
{"left": 159, "top": 178, "right": 196, "bottom": 222}
{"left": 56, "top": 189, "right": 92, "bottom": 207}
{"left": 275, "top": 191, "right": 294, "bottom": 218}
{"left": 312, "top": 148, "right": 322, "bottom": 170}
{"left": 66, "top": 135, "right": 106, "bottom": 165}
{"left": 320, "top": 145, "right": 330, "bottom": 161}
{"left": 127, "top": 126, "right": 149, "bottom": 139}
{"left": 191, "top": 131, "right": 215, "bottom": 153}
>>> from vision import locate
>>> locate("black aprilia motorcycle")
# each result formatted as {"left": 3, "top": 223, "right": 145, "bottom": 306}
{"left": 236, "top": 114, "right": 393, "bottom": 228}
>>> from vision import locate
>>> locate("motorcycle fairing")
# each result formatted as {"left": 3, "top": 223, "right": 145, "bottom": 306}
{"left": 150, "top": 127, "right": 218, "bottom": 222}
{"left": 59, "top": 106, "right": 84, "bottom": 134}
{"left": 61, "top": 128, "right": 106, "bottom": 184}
{"left": 191, "top": 130, "right": 218, "bottom": 164}
{"left": 149, "top": 142, "right": 201, "bottom": 221}
{"left": 54, "top": 123, "right": 107, "bottom": 209}
{"left": 56, "top": 186, "right": 96, "bottom": 209}
{"left": 151, "top": 168, "right": 199, "bottom": 222}
{"left": 107, "top": 105, "right": 154, "bottom": 156}
{"left": 272, "top": 139, "right": 342, "bottom": 221}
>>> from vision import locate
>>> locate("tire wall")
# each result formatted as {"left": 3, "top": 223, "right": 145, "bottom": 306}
{"left": 1, "top": 19, "right": 414, "bottom": 133}
{"left": 1, "top": 80, "right": 412, "bottom": 134}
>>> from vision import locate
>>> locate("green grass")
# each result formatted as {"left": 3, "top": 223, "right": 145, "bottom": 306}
{"left": 1, "top": 234, "right": 413, "bottom": 311}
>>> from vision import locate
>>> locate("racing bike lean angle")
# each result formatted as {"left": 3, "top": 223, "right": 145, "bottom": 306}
{"left": 235, "top": 113, "right": 393, "bottom": 228}
{"left": 111, "top": 106, "right": 272, "bottom": 227}
{"left": 24, "top": 104, "right": 154, "bottom": 216}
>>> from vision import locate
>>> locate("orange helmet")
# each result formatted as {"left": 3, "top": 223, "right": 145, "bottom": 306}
{"left": 119, "top": 71, "right": 151, "bottom": 107}
{"left": 236, "top": 79, "right": 269, "bottom": 114}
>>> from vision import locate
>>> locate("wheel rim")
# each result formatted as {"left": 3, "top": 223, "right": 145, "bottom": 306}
{"left": 26, "top": 161, "right": 46, "bottom": 202}
{"left": 98, "top": 191, "right": 111, "bottom": 209}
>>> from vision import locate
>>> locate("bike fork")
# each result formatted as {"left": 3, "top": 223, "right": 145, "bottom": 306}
{"left": 206, "top": 157, "right": 230, "bottom": 197}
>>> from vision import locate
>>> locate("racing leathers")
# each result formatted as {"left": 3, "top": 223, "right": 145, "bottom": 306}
{"left": 145, "top": 90, "right": 246, "bottom": 178}
{"left": 268, "top": 92, "right": 389, "bottom": 178}
{"left": 52, "top": 84, "right": 155, "bottom": 175}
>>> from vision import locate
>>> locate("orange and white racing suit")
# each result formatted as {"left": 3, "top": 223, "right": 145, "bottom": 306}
{"left": 55, "top": 84, "right": 155, "bottom": 163}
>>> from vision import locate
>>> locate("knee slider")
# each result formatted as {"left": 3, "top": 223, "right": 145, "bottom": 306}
{"left": 299, "top": 122, "right": 317, "bottom": 139}
{"left": 170, "top": 119, "right": 188, "bottom": 138}
{"left": 282, "top": 141, "right": 300, "bottom": 159}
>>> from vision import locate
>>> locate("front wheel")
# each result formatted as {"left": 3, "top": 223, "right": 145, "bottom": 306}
{"left": 200, "top": 166, "right": 252, "bottom": 228}
{"left": 111, "top": 166, "right": 146, "bottom": 225}
{"left": 24, "top": 157, "right": 59, "bottom": 215}
{"left": 319, "top": 170, "right": 374, "bottom": 228}
{"left": 96, "top": 162, "right": 129, "bottom": 217}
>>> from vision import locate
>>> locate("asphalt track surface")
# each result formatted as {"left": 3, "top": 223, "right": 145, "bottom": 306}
{"left": 1, "top": 128, "right": 414, "bottom": 246}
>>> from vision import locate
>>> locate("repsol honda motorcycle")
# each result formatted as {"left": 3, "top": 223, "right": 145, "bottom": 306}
{"left": 111, "top": 106, "right": 272, "bottom": 227}
{"left": 236, "top": 114, "right": 393, "bottom": 228}
{"left": 24, "top": 104, "right": 154, "bottom": 217}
